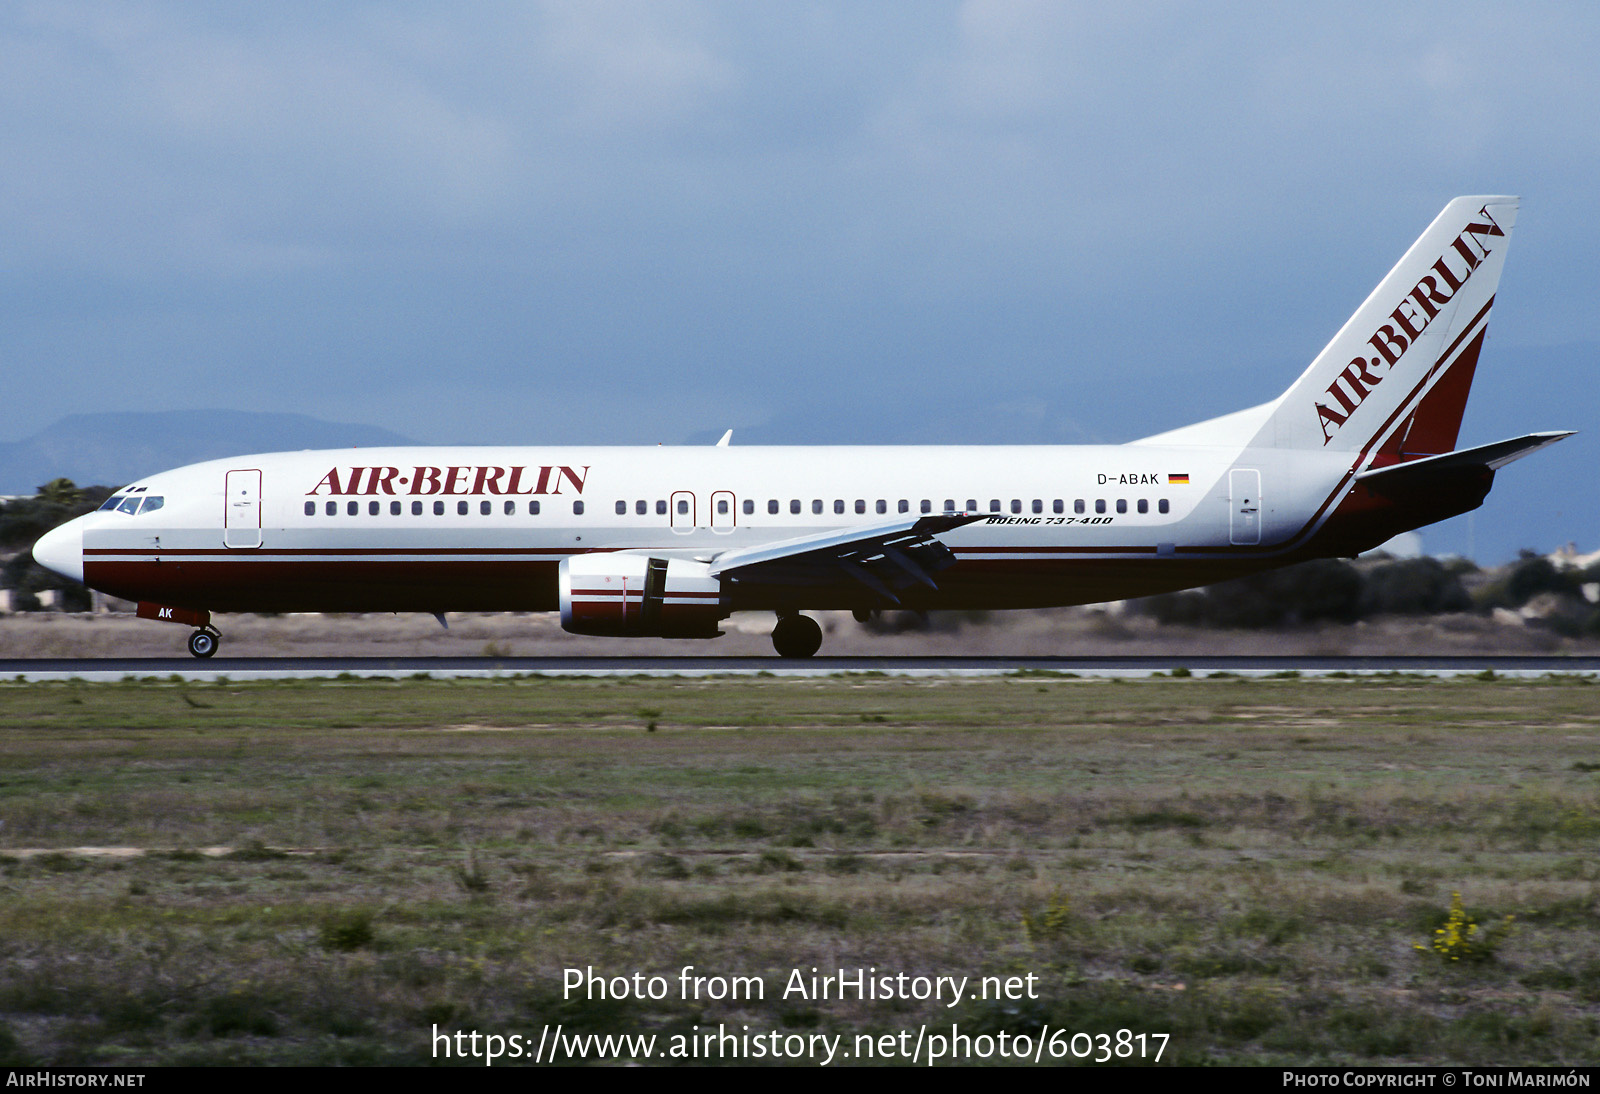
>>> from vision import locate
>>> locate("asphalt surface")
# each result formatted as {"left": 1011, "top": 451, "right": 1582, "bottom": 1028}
{"left": 5, "top": 654, "right": 1600, "bottom": 680}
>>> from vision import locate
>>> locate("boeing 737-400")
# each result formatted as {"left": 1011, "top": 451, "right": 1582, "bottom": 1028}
{"left": 32, "top": 196, "right": 1572, "bottom": 658}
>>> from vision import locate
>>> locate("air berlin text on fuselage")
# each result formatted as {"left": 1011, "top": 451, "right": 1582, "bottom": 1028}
{"left": 1315, "top": 205, "right": 1505, "bottom": 445}
{"left": 306, "top": 466, "right": 590, "bottom": 496}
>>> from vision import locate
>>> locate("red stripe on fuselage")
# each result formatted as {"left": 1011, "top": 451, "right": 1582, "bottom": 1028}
{"left": 85, "top": 554, "right": 1281, "bottom": 615}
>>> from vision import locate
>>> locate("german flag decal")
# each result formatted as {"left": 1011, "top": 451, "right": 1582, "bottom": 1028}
{"left": 1168, "top": 473, "right": 1190, "bottom": 485}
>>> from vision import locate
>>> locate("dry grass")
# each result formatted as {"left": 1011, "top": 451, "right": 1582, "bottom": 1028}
{"left": 1, "top": 674, "right": 1599, "bottom": 1065}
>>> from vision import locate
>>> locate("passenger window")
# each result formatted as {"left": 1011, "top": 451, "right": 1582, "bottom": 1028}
{"left": 369, "top": 500, "right": 380, "bottom": 516}
{"left": 769, "top": 499, "right": 779, "bottom": 515}
{"left": 921, "top": 500, "right": 932, "bottom": 514}
{"left": 574, "top": 501, "right": 585, "bottom": 515}
{"left": 457, "top": 501, "right": 469, "bottom": 515}
{"left": 1158, "top": 499, "right": 1169, "bottom": 514}
{"left": 898, "top": 500, "right": 909, "bottom": 514}
{"left": 813, "top": 500, "right": 823, "bottom": 514}
{"left": 1095, "top": 499, "right": 1106, "bottom": 514}
{"left": 1032, "top": 499, "right": 1042, "bottom": 514}
{"left": 1116, "top": 499, "right": 1127, "bottom": 514}
{"left": 878, "top": 500, "right": 889, "bottom": 515}
{"left": 966, "top": 499, "right": 978, "bottom": 512}
{"left": 326, "top": 501, "right": 337, "bottom": 516}
{"left": 529, "top": 500, "right": 541, "bottom": 515}
{"left": 480, "top": 500, "right": 491, "bottom": 515}
{"left": 1137, "top": 499, "right": 1148, "bottom": 514}
{"left": 790, "top": 499, "right": 800, "bottom": 514}
{"left": 1010, "top": 499, "right": 1022, "bottom": 514}
{"left": 943, "top": 499, "right": 955, "bottom": 512}
{"left": 835, "top": 500, "right": 845, "bottom": 514}
{"left": 413, "top": 501, "right": 423, "bottom": 516}
{"left": 743, "top": 499, "right": 754, "bottom": 515}
{"left": 718, "top": 499, "right": 729, "bottom": 515}
{"left": 504, "top": 500, "right": 515, "bottom": 515}
{"left": 854, "top": 500, "right": 865, "bottom": 515}
{"left": 677, "top": 499, "right": 688, "bottom": 515}
{"left": 656, "top": 500, "right": 666, "bottom": 515}
{"left": 989, "top": 499, "right": 1001, "bottom": 512}
{"left": 616, "top": 501, "right": 627, "bottom": 515}
{"left": 304, "top": 501, "right": 315, "bottom": 516}
{"left": 1075, "top": 499, "right": 1085, "bottom": 514}
{"left": 434, "top": 501, "right": 445, "bottom": 516}
{"left": 346, "top": 501, "right": 357, "bottom": 516}
{"left": 636, "top": 500, "right": 647, "bottom": 515}
{"left": 1053, "top": 499, "right": 1063, "bottom": 514}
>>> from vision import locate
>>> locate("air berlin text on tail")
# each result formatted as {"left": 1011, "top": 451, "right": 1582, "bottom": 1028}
{"left": 1315, "top": 204, "right": 1505, "bottom": 444}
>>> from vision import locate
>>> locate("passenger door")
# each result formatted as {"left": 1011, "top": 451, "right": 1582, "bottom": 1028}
{"left": 224, "top": 469, "right": 263, "bottom": 548}
{"left": 1229, "top": 468, "right": 1261, "bottom": 546}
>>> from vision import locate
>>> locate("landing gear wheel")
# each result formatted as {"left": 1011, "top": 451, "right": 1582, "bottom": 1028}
{"left": 187, "top": 630, "right": 218, "bottom": 659}
{"left": 771, "top": 614, "right": 822, "bottom": 659}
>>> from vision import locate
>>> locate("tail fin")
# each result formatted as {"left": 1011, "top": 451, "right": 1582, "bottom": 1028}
{"left": 1256, "top": 196, "right": 1518, "bottom": 455}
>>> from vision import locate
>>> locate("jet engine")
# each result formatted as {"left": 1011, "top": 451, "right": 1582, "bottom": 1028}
{"left": 559, "top": 554, "right": 725, "bottom": 638}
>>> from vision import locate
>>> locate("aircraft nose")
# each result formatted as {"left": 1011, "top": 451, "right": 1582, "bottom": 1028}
{"left": 33, "top": 520, "right": 85, "bottom": 583}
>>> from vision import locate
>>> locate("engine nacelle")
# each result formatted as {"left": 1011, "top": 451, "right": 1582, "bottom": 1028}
{"left": 559, "top": 554, "right": 725, "bottom": 638}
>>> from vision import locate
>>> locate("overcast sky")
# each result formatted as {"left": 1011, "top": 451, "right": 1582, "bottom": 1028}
{"left": 3, "top": 2, "right": 1594, "bottom": 560}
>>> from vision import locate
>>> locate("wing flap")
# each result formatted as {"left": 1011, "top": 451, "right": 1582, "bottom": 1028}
{"left": 709, "top": 512, "right": 986, "bottom": 604}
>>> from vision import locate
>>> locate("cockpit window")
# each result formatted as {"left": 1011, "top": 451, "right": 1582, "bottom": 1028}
{"left": 104, "top": 494, "right": 164, "bottom": 515}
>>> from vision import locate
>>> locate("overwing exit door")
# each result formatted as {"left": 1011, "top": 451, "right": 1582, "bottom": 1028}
{"left": 710, "top": 490, "right": 736, "bottom": 533}
{"left": 669, "top": 490, "right": 695, "bottom": 535}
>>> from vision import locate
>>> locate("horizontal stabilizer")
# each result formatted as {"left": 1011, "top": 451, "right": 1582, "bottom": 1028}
{"left": 1356, "top": 431, "right": 1574, "bottom": 487}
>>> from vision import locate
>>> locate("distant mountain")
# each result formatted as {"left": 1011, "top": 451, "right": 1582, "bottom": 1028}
{"left": 0, "top": 411, "right": 418, "bottom": 494}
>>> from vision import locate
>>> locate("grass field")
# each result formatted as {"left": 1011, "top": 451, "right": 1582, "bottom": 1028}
{"left": 2, "top": 672, "right": 1598, "bottom": 1065}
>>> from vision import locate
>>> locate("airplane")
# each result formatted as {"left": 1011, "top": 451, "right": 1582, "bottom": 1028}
{"left": 32, "top": 196, "right": 1572, "bottom": 659}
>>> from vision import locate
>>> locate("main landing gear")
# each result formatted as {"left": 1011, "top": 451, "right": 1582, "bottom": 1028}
{"left": 771, "top": 613, "right": 822, "bottom": 659}
{"left": 187, "top": 628, "right": 220, "bottom": 659}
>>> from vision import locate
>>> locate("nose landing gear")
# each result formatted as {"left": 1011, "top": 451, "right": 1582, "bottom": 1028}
{"left": 771, "top": 613, "right": 822, "bottom": 658}
{"left": 187, "top": 628, "right": 220, "bottom": 659}
{"left": 136, "top": 603, "right": 219, "bottom": 659}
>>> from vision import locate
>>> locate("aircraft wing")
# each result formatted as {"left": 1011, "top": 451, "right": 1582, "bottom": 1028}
{"left": 1357, "top": 431, "right": 1575, "bottom": 489}
{"left": 707, "top": 512, "right": 987, "bottom": 604}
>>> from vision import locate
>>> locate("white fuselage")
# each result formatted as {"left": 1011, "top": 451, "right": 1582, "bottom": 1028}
{"left": 44, "top": 441, "right": 1360, "bottom": 616}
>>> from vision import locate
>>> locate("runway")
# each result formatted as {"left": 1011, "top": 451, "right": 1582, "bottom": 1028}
{"left": 5, "top": 654, "right": 1600, "bottom": 682}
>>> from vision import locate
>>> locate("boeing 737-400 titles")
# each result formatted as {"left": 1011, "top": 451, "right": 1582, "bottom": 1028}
{"left": 33, "top": 196, "right": 1572, "bottom": 657}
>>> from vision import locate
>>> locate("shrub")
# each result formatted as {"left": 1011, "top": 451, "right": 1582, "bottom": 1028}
{"left": 1135, "top": 559, "right": 1364, "bottom": 628}
{"left": 1415, "top": 891, "right": 1513, "bottom": 964}
{"left": 1360, "top": 557, "right": 1472, "bottom": 615}
{"left": 320, "top": 910, "right": 377, "bottom": 951}
{"left": 1022, "top": 890, "right": 1072, "bottom": 941}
